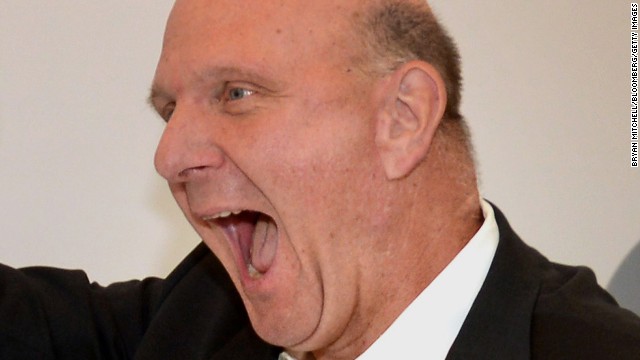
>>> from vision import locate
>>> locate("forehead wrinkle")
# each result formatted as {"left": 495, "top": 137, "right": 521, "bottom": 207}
{"left": 156, "top": 0, "right": 377, "bottom": 105}
{"left": 193, "top": 66, "right": 283, "bottom": 92}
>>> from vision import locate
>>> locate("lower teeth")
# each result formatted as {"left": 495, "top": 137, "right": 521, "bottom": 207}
{"left": 248, "top": 263, "right": 262, "bottom": 278}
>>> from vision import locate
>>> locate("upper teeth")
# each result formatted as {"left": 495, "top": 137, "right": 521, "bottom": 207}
{"left": 205, "top": 210, "right": 242, "bottom": 220}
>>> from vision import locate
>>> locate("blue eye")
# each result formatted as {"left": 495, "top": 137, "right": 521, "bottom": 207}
{"left": 227, "top": 87, "right": 254, "bottom": 101}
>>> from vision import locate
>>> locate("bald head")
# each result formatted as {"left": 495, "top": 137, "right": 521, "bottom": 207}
{"left": 161, "top": 0, "right": 462, "bottom": 117}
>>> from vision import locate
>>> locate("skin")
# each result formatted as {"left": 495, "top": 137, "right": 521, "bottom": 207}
{"left": 151, "top": 0, "right": 482, "bottom": 359}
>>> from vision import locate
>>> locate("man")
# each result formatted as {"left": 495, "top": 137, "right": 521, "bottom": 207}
{"left": 152, "top": 0, "right": 485, "bottom": 357}
{"left": 148, "top": 0, "right": 640, "bottom": 359}
{"left": 1, "top": 0, "right": 639, "bottom": 359}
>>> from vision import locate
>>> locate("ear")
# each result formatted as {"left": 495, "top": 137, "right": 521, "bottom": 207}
{"left": 375, "top": 61, "right": 447, "bottom": 180}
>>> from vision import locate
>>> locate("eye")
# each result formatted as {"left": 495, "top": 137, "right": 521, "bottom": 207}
{"left": 225, "top": 87, "right": 255, "bottom": 101}
{"left": 216, "top": 82, "right": 262, "bottom": 115}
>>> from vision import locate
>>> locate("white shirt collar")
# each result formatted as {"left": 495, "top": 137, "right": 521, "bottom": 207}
{"left": 281, "top": 199, "right": 499, "bottom": 360}
{"left": 355, "top": 199, "right": 499, "bottom": 359}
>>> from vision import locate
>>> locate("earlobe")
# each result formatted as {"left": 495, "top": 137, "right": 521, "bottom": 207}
{"left": 375, "top": 61, "right": 447, "bottom": 180}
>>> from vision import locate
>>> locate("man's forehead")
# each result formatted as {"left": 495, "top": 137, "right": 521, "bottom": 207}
{"left": 156, "top": 0, "right": 436, "bottom": 88}
{"left": 161, "top": 0, "right": 377, "bottom": 71}
{"left": 169, "top": 0, "right": 365, "bottom": 28}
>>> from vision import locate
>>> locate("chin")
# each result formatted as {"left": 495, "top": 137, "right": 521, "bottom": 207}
{"left": 246, "top": 302, "right": 322, "bottom": 350}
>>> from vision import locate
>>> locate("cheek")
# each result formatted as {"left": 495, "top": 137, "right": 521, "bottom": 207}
{"left": 263, "top": 117, "right": 380, "bottom": 245}
{"left": 234, "top": 91, "right": 382, "bottom": 240}
{"left": 262, "top": 122, "right": 373, "bottom": 210}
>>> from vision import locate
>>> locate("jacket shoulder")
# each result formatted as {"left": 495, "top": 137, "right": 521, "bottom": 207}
{"left": 531, "top": 262, "right": 640, "bottom": 360}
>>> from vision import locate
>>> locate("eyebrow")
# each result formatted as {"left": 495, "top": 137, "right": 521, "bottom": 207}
{"left": 147, "top": 66, "right": 282, "bottom": 109}
{"left": 147, "top": 88, "right": 164, "bottom": 109}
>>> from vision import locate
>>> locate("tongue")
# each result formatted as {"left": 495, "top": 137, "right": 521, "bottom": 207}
{"left": 229, "top": 215, "right": 258, "bottom": 267}
{"left": 250, "top": 214, "right": 278, "bottom": 273}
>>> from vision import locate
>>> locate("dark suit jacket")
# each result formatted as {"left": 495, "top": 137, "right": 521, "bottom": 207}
{"left": 1, "top": 205, "right": 639, "bottom": 359}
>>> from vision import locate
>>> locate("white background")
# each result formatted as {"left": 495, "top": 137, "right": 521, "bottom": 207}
{"left": 1, "top": 1, "right": 638, "bottom": 310}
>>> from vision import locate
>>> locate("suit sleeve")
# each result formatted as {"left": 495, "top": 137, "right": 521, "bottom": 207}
{"left": 0, "top": 263, "right": 164, "bottom": 359}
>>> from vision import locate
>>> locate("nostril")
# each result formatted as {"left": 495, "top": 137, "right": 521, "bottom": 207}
{"left": 178, "top": 165, "right": 209, "bottom": 178}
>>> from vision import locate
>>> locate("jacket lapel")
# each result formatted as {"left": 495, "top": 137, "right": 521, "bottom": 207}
{"left": 446, "top": 205, "right": 543, "bottom": 360}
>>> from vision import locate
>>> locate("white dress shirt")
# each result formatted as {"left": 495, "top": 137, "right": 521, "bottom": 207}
{"left": 281, "top": 199, "right": 499, "bottom": 360}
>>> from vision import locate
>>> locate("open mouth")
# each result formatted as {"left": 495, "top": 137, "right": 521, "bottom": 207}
{"left": 204, "top": 210, "right": 278, "bottom": 279}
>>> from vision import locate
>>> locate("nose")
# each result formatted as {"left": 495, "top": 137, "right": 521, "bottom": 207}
{"left": 154, "top": 104, "right": 225, "bottom": 183}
